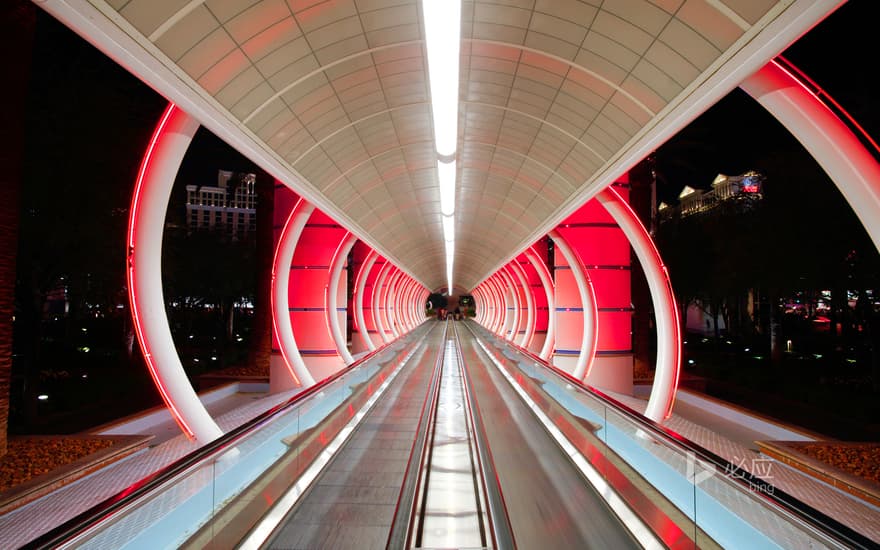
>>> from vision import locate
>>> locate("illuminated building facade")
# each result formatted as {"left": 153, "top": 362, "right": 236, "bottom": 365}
{"left": 185, "top": 170, "right": 256, "bottom": 240}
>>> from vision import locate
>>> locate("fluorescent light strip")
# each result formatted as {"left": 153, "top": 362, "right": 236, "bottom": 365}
{"left": 422, "top": 0, "right": 461, "bottom": 157}
{"left": 438, "top": 159, "right": 456, "bottom": 216}
{"left": 442, "top": 214, "right": 455, "bottom": 243}
{"left": 445, "top": 238, "right": 454, "bottom": 292}
{"left": 473, "top": 336, "right": 664, "bottom": 550}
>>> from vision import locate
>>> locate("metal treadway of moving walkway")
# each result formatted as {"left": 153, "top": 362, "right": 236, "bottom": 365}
{"left": 30, "top": 322, "right": 875, "bottom": 550}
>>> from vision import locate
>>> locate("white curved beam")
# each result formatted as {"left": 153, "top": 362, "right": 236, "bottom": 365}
{"left": 405, "top": 279, "right": 419, "bottom": 330}
{"left": 525, "top": 246, "right": 556, "bottom": 362}
{"left": 487, "top": 275, "right": 506, "bottom": 336}
{"left": 127, "top": 104, "right": 222, "bottom": 443}
{"left": 596, "top": 189, "right": 681, "bottom": 422}
{"left": 474, "top": 287, "right": 484, "bottom": 324}
{"left": 403, "top": 275, "right": 418, "bottom": 332}
{"left": 549, "top": 229, "right": 598, "bottom": 381}
{"left": 389, "top": 268, "right": 403, "bottom": 337}
{"left": 508, "top": 259, "right": 535, "bottom": 348}
{"left": 354, "top": 250, "right": 379, "bottom": 351}
{"left": 272, "top": 199, "right": 317, "bottom": 388}
{"left": 741, "top": 60, "right": 880, "bottom": 254}
{"left": 373, "top": 261, "right": 393, "bottom": 344}
{"left": 327, "top": 232, "right": 358, "bottom": 365}
{"left": 386, "top": 269, "right": 403, "bottom": 338}
{"left": 499, "top": 267, "right": 520, "bottom": 341}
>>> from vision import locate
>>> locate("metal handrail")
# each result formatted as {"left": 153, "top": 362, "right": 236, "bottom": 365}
{"left": 468, "top": 320, "right": 875, "bottom": 549}
{"left": 25, "top": 324, "right": 430, "bottom": 550}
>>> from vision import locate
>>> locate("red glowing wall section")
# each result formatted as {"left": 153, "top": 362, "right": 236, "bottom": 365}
{"left": 554, "top": 179, "right": 633, "bottom": 394}
{"left": 270, "top": 183, "right": 299, "bottom": 390}
{"left": 522, "top": 241, "right": 551, "bottom": 355}
{"left": 290, "top": 210, "right": 347, "bottom": 381}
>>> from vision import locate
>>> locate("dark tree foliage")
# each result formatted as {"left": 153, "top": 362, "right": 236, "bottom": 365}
{"left": 12, "top": 13, "right": 166, "bottom": 432}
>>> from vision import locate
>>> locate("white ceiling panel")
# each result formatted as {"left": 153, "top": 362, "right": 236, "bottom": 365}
{"left": 43, "top": 0, "right": 837, "bottom": 291}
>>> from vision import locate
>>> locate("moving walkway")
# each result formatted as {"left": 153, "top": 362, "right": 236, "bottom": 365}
{"left": 29, "top": 321, "right": 873, "bottom": 549}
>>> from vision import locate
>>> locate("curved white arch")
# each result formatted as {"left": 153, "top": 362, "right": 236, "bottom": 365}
{"left": 741, "top": 60, "right": 880, "bottom": 254}
{"left": 373, "top": 261, "right": 394, "bottom": 344}
{"left": 386, "top": 269, "right": 404, "bottom": 338}
{"left": 499, "top": 267, "right": 520, "bottom": 341}
{"left": 484, "top": 284, "right": 494, "bottom": 329}
{"left": 272, "top": 199, "right": 318, "bottom": 388}
{"left": 487, "top": 274, "right": 506, "bottom": 336}
{"left": 494, "top": 274, "right": 510, "bottom": 337}
{"left": 473, "top": 287, "right": 484, "bottom": 325}
{"left": 525, "top": 246, "right": 556, "bottom": 362}
{"left": 406, "top": 279, "right": 420, "bottom": 330}
{"left": 596, "top": 188, "right": 681, "bottom": 422}
{"left": 354, "top": 250, "right": 379, "bottom": 351}
{"left": 127, "top": 104, "right": 222, "bottom": 443}
{"left": 327, "top": 232, "right": 358, "bottom": 365}
{"left": 400, "top": 277, "right": 414, "bottom": 331}
{"left": 508, "top": 259, "right": 535, "bottom": 348}
{"left": 549, "top": 229, "right": 598, "bottom": 381}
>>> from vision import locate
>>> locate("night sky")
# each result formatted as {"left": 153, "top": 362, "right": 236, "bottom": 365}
{"left": 654, "top": 0, "right": 880, "bottom": 202}
{"left": 22, "top": 1, "right": 880, "bottom": 218}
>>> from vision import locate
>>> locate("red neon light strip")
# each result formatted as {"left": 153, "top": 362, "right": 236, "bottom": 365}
{"left": 127, "top": 104, "right": 195, "bottom": 439}
{"left": 774, "top": 57, "right": 880, "bottom": 155}
{"left": 600, "top": 188, "right": 681, "bottom": 418}
{"left": 270, "top": 197, "right": 305, "bottom": 386}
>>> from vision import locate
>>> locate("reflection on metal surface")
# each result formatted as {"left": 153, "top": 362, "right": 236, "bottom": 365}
{"left": 238, "top": 344, "right": 423, "bottom": 550}
{"left": 472, "top": 334, "right": 663, "bottom": 550}
{"left": 417, "top": 337, "right": 487, "bottom": 548}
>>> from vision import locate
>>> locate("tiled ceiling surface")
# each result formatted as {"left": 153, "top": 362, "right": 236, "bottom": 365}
{"left": 88, "top": 0, "right": 795, "bottom": 290}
